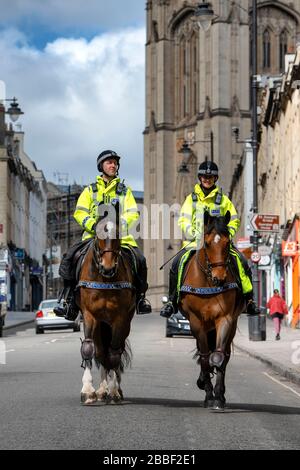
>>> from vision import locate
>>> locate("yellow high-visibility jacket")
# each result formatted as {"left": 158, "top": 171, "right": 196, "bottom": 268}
{"left": 74, "top": 175, "right": 138, "bottom": 246}
{"left": 178, "top": 184, "right": 240, "bottom": 248}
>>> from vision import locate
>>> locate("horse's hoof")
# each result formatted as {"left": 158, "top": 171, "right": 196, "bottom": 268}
{"left": 212, "top": 400, "right": 225, "bottom": 411}
{"left": 97, "top": 391, "right": 109, "bottom": 402}
{"left": 112, "top": 393, "right": 123, "bottom": 403}
{"left": 203, "top": 399, "right": 214, "bottom": 409}
{"left": 81, "top": 392, "right": 97, "bottom": 405}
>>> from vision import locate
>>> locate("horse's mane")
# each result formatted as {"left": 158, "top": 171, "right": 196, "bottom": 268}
{"left": 205, "top": 215, "right": 230, "bottom": 237}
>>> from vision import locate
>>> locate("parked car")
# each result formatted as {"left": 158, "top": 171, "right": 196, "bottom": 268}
{"left": 35, "top": 299, "right": 80, "bottom": 334}
{"left": 165, "top": 311, "right": 192, "bottom": 338}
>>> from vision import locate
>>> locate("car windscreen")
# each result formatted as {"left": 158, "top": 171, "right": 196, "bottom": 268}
{"left": 40, "top": 301, "right": 58, "bottom": 309}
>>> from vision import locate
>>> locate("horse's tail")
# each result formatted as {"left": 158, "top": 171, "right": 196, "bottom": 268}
{"left": 120, "top": 339, "right": 132, "bottom": 372}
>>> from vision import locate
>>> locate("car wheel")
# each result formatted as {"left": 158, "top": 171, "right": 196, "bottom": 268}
{"left": 35, "top": 327, "right": 44, "bottom": 334}
{"left": 166, "top": 331, "right": 172, "bottom": 338}
{"left": 73, "top": 323, "right": 80, "bottom": 332}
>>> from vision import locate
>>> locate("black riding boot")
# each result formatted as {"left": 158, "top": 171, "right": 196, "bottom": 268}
{"left": 160, "top": 268, "right": 179, "bottom": 318}
{"left": 133, "top": 248, "right": 152, "bottom": 314}
{"left": 244, "top": 291, "right": 260, "bottom": 316}
{"left": 54, "top": 280, "right": 79, "bottom": 321}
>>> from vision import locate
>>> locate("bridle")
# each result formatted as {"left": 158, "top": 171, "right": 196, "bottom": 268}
{"left": 93, "top": 238, "right": 121, "bottom": 278}
{"left": 196, "top": 234, "right": 230, "bottom": 285}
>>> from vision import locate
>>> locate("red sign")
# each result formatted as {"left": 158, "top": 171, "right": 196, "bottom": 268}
{"left": 251, "top": 214, "right": 279, "bottom": 232}
{"left": 282, "top": 241, "right": 298, "bottom": 256}
{"left": 251, "top": 251, "right": 261, "bottom": 263}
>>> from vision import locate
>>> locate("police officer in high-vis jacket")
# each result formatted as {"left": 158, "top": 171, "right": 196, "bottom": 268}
{"left": 54, "top": 149, "right": 151, "bottom": 319}
{"left": 160, "top": 160, "right": 260, "bottom": 318}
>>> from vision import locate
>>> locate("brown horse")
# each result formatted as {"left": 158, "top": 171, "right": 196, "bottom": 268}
{"left": 179, "top": 210, "right": 244, "bottom": 411}
{"left": 76, "top": 202, "right": 136, "bottom": 404}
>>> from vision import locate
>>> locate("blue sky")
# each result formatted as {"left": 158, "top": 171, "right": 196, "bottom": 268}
{"left": 0, "top": 0, "right": 146, "bottom": 190}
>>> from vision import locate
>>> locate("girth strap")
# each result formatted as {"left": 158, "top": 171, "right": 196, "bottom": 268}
{"left": 180, "top": 282, "right": 238, "bottom": 296}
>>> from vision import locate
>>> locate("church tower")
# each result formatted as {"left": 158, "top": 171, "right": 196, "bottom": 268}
{"left": 144, "top": 0, "right": 300, "bottom": 308}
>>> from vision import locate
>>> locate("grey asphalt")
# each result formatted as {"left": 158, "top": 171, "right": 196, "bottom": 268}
{"left": 3, "top": 309, "right": 300, "bottom": 386}
{"left": 1, "top": 313, "right": 300, "bottom": 450}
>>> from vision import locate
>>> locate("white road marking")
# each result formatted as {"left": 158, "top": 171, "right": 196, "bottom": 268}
{"left": 263, "top": 372, "right": 300, "bottom": 398}
{"left": 6, "top": 349, "right": 15, "bottom": 353}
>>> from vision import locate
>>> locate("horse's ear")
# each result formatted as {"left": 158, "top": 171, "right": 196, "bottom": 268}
{"left": 204, "top": 210, "right": 210, "bottom": 227}
{"left": 224, "top": 210, "right": 231, "bottom": 225}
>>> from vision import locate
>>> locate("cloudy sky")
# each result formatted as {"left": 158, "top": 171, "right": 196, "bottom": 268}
{"left": 0, "top": 0, "right": 146, "bottom": 190}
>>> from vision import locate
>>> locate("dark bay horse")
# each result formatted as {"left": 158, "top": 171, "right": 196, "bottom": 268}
{"left": 76, "top": 202, "right": 136, "bottom": 404}
{"left": 179, "top": 211, "right": 245, "bottom": 410}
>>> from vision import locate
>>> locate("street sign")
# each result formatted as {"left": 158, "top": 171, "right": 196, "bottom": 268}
{"left": 258, "top": 255, "right": 271, "bottom": 266}
{"left": 282, "top": 240, "right": 298, "bottom": 256}
{"left": 258, "top": 245, "right": 272, "bottom": 256}
{"left": 250, "top": 214, "right": 279, "bottom": 232}
{"left": 236, "top": 237, "right": 251, "bottom": 249}
{"left": 251, "top": 251, "right": 261, "bottom": 263}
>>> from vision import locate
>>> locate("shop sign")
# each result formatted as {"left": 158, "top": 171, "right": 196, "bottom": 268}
{"left": 282, "top": 241, "right": 298, "bottom": 256}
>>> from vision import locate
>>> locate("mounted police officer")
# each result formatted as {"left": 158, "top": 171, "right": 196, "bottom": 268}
{"left": 160, "top": 160, "right": 260, "bottom": 318}
{"left": 54, "top": 149, "right": 151, "bottom": 320}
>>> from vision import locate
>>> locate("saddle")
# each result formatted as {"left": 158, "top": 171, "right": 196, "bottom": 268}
{"left": 176, "top": 250, "right": 242, "bottom": 300}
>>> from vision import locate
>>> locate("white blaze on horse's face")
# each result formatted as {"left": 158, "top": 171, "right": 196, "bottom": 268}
{"left": 214, "top": 234, "right": 221, "bottom": 244}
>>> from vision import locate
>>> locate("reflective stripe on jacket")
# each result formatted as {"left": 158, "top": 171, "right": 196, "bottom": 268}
{"left": 73, "top": 175, "right": 138, "bottom": 246}
{"left": 178, "top": 184, "right": 240, "bottom": 248}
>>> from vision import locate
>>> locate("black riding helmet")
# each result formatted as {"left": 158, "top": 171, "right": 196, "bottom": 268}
{"left": 97, "top": 150, "right": 121, "bottom": 172}
{"left": 198, "top": 161, "right": 218, "bottom": 179}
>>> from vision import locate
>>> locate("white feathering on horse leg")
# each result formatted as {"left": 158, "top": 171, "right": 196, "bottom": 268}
{"left": 81, "top": 367, "right": 96, "bottom": 403}
{"left": 96, "top": 366, "right": 109, "bottom": 400}
{"left": 107, "top": 370, "right": 121, "bottom": 401}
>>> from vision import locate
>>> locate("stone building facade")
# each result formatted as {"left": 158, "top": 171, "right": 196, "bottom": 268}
{"left": 144, "top": 0, "right": 300, "bottom": 308}
{"left": 0, "top": 113, "right": 47, "bottom": 311}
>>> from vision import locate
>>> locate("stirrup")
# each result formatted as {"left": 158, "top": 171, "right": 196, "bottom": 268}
{"left": 136, "top": 297, "right": 152, "bottom": 315}
{"left": 246, "top": 300, "right": 260, "bottom": 316}
{"left": 160, "top": 302, "right": 175, "bottom": 318}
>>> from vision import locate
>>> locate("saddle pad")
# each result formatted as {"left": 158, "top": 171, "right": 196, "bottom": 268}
{"left": 176, "top": 250, "right": 195, "bottom": 301}
{"left": 75, "top": 240, "right": 94, "bottom": 281}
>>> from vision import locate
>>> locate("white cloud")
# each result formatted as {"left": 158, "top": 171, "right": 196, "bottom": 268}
{"left": 0, "top": 27, "right": 145, "bottom": 190}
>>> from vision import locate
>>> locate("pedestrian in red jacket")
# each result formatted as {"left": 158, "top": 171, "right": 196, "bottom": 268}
{"left": 266, "top": 289, "right": 288, "bottom": 340}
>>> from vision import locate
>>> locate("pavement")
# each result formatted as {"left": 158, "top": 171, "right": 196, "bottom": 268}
{"left": 2, "top": 310, "right": 300, "bottom": 386}
{"left": 234, "top": 314, "right": 300, "bottom": 386}
{"left": 3, "top": 310, "right": 36, "bottom": 330}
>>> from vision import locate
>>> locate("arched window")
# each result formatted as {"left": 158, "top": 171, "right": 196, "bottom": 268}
{"left": 263, "top": 29, "right": 271, "bottom": 69}
{"left": 279, "top": 30, "right": 288, "bottom": 72}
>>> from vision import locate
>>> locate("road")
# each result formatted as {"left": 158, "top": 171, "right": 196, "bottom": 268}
{"left": 0, "top": 313, "right": 300, "bottom": 450}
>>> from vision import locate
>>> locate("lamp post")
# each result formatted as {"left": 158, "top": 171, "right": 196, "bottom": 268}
{"left": 0, "top": 97, "right": 23, "bottom": 145}
{"left": 250, "top": 0, "right": 260, "bottom": 313}
{"left": 178, "top": 132, "right": 214, "bottom": 173}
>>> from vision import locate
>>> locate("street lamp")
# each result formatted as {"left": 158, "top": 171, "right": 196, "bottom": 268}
{"left": 193, "top": 1, "right": 218, "bottom": 32}
{"left": 0, "top": 97, "right": 24, "bottom": 145}
{"left": 178, "top": 132, "right": 214, "bottom": 174}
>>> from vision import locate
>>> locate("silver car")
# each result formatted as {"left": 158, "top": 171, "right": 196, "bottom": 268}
{"left": 35, "top": 299, "right": 80, "bottom": 334}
